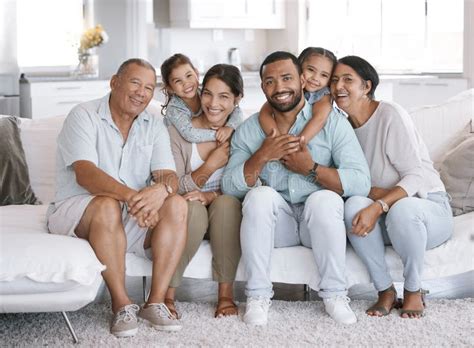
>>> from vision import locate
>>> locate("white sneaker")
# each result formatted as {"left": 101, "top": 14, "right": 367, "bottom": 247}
{"left": 243, "top": 297, "right": 271, "bottom": 326}
{"left": 323, "top": 296, "right": 357, "bottom": 325}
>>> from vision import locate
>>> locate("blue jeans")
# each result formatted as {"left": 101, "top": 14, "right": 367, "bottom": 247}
{"left": 344, "top": 192, "right": 453, "bottom": 292}
{"left": 241, "top": 186, "right": 348, "bottom": 299}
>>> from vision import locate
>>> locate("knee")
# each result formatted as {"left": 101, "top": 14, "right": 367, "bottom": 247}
{"left": 386, "top": 197, "right": 424, "bottom": 237}
{"left": 344, "top": 196, "right": 373, "bottom": 221}
{"left": 386, "top": 197, "right": 422, "bottom": 224}
{"left": 187, "top": 200, "right": 209, "bottom": 235}
{"left": 163, "top": 195, "right": 188, "bottom": 224}
{"left": 212, "top": 194, "right": 242, "bottom": 215}
{"left": 89, "top": 196, "right": 122, "bottom": 224}
{"left": 242, "top": 186, "right": 278, "bottom": 215}
{"left": 305, "top": 190, "right": 344, "bottom": 221}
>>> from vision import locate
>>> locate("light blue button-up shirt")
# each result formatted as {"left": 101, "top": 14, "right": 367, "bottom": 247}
{"left": 222, "top": 101, "right": 370, "bottom": 203}
{"left": 54, "top": 94, "right": 176, "bottom": 202}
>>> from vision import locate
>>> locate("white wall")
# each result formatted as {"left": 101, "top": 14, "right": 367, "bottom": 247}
{"left": 464, "top": 0, "right": 474, "bottom": 88}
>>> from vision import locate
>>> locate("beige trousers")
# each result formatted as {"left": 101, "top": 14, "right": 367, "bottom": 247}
{"left": 169, "top": 194, "right": 242, "bottom": 287}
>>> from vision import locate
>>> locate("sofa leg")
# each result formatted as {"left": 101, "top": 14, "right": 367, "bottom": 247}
{"left": 142, "top": 276, "right": 147, "bottom": 302}
{"left": 61, "top": 311, "right": 79, "bottom": 344}
{"left": 304, "top": 284, "right": 311, "bottom": 301}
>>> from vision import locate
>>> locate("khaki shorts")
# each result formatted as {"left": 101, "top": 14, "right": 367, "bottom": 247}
{"left": 47, "top": 194, "right": 151, "bottom": 259}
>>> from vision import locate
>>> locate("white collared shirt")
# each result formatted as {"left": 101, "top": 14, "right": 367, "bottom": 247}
{"left": 54, "top": 94, "right": 176, "bottom": 202}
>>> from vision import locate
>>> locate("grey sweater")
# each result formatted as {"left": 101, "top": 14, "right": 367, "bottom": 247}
{"left": 354, "top": 101, "right": 445, "bottom": 198}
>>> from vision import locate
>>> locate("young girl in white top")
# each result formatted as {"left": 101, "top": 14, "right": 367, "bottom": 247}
{"left": 161, "top": 53, "right": 243, "bottom": 144}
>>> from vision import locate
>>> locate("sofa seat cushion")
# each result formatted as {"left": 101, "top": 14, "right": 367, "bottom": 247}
{"left": 0, "top": 278, "right": 80, "bottom": 295}
{"left": 126, "top": 212, "right": 474, "bottom": 290}
{"left": 0, "top": 205, "right": 105, "bottom": 286}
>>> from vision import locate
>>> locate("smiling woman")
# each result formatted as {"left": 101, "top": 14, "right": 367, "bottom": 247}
{"left": 165, "top": 64, "right": 244, "bottom": 320}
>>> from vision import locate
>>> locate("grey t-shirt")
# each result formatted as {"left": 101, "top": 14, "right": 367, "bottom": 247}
{"left": 354, "top": 101, "right": 445, "bottom": 198}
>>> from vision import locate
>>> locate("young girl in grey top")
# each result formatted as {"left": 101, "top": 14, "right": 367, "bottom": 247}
{"left": 332, "top": 55, "right": 453, "bottom": 320}
{"left": 160, "top": 53, "right": 243, "bottom": 143}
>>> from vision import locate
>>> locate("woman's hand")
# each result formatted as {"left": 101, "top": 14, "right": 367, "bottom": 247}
{"left": 183, "top": 190, "right": 217, "bottom": 205}
{"left": 216, "top": 126, "right": 234, "bottom": 144}
{"left": 206, "top": 141, "right": 230, "bottom": 170}
{"left": 351, "top": 202, "right": 383, "bottom": 237}
{"left": 369, "top": 186, "right": 391, "bottom": 201}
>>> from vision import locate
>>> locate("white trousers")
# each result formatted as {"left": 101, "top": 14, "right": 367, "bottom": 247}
{"left": 241, "top": 186, "right": 348, "bottom": 299}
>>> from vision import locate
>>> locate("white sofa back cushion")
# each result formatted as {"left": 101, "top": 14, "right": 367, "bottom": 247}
{"left": 409, "top": 89, "right": 473, "bottom": 163}
{"left": 19, "top": 115, "right": 65, "bottom": 204}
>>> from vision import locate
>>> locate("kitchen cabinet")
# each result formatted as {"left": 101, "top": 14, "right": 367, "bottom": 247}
{"left": 393, "top": 78, "right": 468, "bottom": 110}
{"left": 377, "top": 77, "right": 468, "bottom": 111}
{"left": 20, "top": 79, "right": 110, "bottom": 119}
{"left": 168, "top": 0, "right": 285, "bottom": 29}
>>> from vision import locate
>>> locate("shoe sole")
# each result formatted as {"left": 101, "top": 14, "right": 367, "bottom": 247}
{"left": 151, "top": 324, "right": 182, "bottom": 331}
{"left": 112, "top": 327, "right": 138, "bottom": 337}
{"left": 140, "top": 318, "right": 182, "bottom": 331}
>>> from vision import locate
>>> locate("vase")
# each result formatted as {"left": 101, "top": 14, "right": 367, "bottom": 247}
{"left": 74, "top": 50, "right": 99, "bottom": 79}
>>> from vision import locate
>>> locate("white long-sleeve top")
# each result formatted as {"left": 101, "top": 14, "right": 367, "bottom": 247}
{"left": 354, "top": 101, "right": 445, "bottom": 198}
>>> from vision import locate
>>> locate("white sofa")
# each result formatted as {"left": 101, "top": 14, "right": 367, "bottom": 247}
{"left": 1, "top": 91, "right": 473, "bottom": 341}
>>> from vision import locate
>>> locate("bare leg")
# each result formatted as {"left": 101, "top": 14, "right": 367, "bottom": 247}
{"left": 144, "top": 195, "right": 187, "bottom": 305}
{"left": 75, "top": 197, "right": 131, "bottom": 313}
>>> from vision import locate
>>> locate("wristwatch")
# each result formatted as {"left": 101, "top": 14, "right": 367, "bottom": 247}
{"left": 376, "top": 199, "right": 389, "bottom": 213}
{"left": 308, "top": 162, "right": 319, "bottom": 182}
{"left": 164, "top": 184, "right": 173, "bottom": 195}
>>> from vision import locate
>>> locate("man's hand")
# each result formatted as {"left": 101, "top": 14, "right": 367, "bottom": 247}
{"left": 257, "top": 128, "right": 301, "bottom": 162}
{"left": 351, "top": 203, "right": 383, "bottom": 237}
{"left": 281, "top": 136, "right": 314, "bottom": 175}
{"left": 127, "top": 184, "right": 169, "bottom": 226}
{"left": 183, "top": 190, "right": 216, "bottom": 206}
{"left": 369, "top": 187, "right": 391, "bottom": 201}
{"left": 206, "top": 141, "right": 230, "bottom": 170}
{"left": 215, "top": 126, "right": 234, "bottom": 144}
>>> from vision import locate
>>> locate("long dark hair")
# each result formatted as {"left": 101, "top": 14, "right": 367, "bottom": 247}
{"left": 160, "top": 53, "right": 197, "bottom": 115}
{"left": 202, "top": 64, "right": 244, "bottom": 99}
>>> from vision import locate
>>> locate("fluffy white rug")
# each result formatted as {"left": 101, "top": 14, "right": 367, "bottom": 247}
{"left": 1, "top": 299, "right": 473, "bottom": 347}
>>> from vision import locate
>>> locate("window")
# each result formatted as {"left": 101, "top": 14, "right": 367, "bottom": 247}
{"left": 17, "top": 0, "right": 84, "bottom": 69}
{"left": 306, "top": 0, "right": 464, "bottom": 73}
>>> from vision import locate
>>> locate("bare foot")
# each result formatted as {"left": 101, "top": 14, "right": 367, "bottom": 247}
{"left": 215, "top": 297, "right": 238, "bottom": 318}
{"left": 366, "top": 286, "right": 398, "bottom": 317}
{"left": 401, "top": 291, "right": 425, "bottom": 319}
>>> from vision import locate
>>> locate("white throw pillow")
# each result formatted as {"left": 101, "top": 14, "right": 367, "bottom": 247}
{"left": 0, "top": 205, "right": 105, "bottom": 285}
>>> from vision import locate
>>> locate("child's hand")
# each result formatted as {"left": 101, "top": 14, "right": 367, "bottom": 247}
{"left": 216, "top": 126, "right": 234, "bottom": 144}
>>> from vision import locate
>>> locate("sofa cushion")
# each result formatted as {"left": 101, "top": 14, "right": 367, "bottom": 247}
{"left": 19, "top": 115, "right": 66, "bottom": 204}
{"left": 0, "top": 116, "right": 39, "bottom": 205}
{"left": 0, "top": 205, "right": 105, "bottom": 285}
{"left": 440, "top": 132, "right": 474, "bottom": 216}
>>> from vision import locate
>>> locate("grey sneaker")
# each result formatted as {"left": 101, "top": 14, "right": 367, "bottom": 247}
{"left": 110, "top": 304, "right": 140, "bottom": 337}
{"left": 138, "top": 303, "right": 182, "bottom": 331}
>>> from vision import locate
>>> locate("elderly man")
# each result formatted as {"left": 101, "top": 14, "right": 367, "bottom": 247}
{"left": 222, "top": 51, "right": 370, "bottom": 325}
{"left": 47, "top": 58, "right": 187, "bottom": 337}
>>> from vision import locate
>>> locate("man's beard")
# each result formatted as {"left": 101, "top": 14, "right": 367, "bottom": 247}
{"left": 267, "top": 90, "right": 303, "bottom": 113}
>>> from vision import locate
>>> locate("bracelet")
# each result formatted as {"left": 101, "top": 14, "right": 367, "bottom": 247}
{"left": 212, "top": 191, "right": 219, "bottom": 198}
